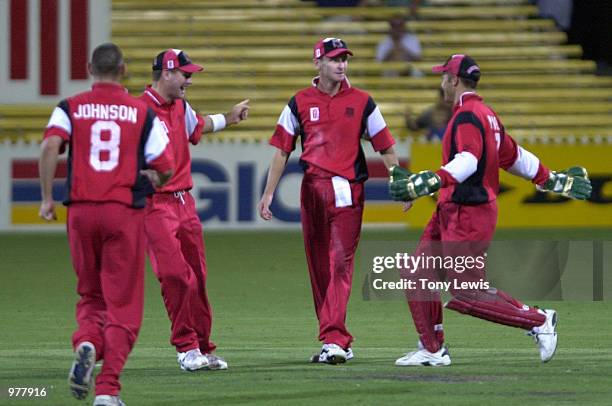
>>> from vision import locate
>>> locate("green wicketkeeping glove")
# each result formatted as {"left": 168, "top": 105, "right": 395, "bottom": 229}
{"left": 537, "top": 166, "right": 592, "bottom": 200}
{"left": 389, "top": 165, "right": 411, "bottom": 183}
{"left": 390, "top": 170, "right": 441, "bottom": 201}
{"left": 559, "top": 166, "right": 588, "bottom": 178}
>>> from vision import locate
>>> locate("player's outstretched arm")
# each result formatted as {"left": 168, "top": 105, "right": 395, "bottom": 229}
{"left": 537, "top": 166, "right": 592, "bottom": 200}
{"left": 38, "top": 136, "right": 63, "bottom": 221}
{"left": 203, "top": 99, "right": 250, "bottom": 134}
{"left": 499, "top": 133, "right": 591, "bottom": 200}
{"left": 258, "top": 148, "right": 290, "bottom": 220}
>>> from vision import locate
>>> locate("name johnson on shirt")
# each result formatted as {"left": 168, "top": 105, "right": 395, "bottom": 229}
{"left": 73, "top": 103, "right": 138, "bottom": 123}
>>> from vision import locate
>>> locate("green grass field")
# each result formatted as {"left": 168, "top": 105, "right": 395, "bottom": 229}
{"left": 1, "top": 229, "right": 611, "bottom": 405}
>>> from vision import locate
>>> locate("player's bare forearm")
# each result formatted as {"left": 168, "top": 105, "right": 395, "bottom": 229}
{"left": 262, "top": 148, "right": 289, "bottom": 197}
{"left": 258, "top": 148, "right": 290, "bottom": 220}
{"left": 380, "top": 146, "right": 399, "bottom": 169}
{"left": 38, "top": 136, "right": 62, "bottom": 220}
{"left": 39, "top": 137, "right": 62, "bottom": 200}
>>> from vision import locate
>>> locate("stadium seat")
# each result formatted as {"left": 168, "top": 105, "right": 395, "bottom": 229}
{"left": 3, "top": 0, "right": 611, "bottom": 143}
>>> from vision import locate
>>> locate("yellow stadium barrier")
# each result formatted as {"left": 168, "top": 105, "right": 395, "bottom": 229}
{"left": 111, "top": 6, "right": 539, "bottom": 21}
{"left": 120, "top": 75, "right": 609, "bottom": 90}
{"left": 116, "top": 32, "right": 568, "bottom": 49}
{"left": 120, "top": 45, "right": 582, "bottom": 62}
{"left": 121, "top": 58, "right": 594, "bottom": 77}
{"left": 112, "top": 19, "right": 555, "bottom": 35}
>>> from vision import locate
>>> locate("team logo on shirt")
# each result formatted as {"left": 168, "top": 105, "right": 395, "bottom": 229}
{"left": 345, "top": 107, "right": 354, "bottom": 117}
{"left": 310, "top": 107, "right": 320, "bottom": 122}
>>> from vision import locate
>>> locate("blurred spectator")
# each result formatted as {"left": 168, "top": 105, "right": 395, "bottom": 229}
{"left": 404, "top": 88, "right": 452, "bottom": 141}
{"left": 376, "top": 16, "right": 423, "bottom": 76}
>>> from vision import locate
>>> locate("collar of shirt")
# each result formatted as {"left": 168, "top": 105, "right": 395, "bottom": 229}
{"left": 92, "top": 82, "right": 127, "bottom": 93}
{"left": 454, "top": 91, "right": 481, "bottom": 112}
{"left": 143, "top": 85, "right": 173, "bottom": 107}
{"left": 311, "top": 76, "right": 352, "bottom": 95}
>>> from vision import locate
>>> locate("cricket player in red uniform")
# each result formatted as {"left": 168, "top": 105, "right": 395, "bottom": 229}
{"left": 388, "top": 54, "right": 592, "bottom": 366}
{"left": 39, "top": 43, "right": 174, "bottom": 406}
{"left": 139, "top": 49, "right": 249, "bottom": 371}
{"left": 258, "top": 38, "right": 401, "bottom": 364}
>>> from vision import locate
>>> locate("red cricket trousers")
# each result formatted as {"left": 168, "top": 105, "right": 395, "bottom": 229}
{"left": 301, "top": 175, "right": 364, "bottom": 349}
{"left": 406, "top": 201, "right": 546, "bottom": 353}
{"left": 145, "top": 191, "right": 215, "bottom": 353}
{"left": 68, "top": 202, "right": 145, "bottom": 396}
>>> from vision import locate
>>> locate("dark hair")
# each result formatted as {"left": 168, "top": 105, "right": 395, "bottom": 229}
{"left": 459, "top": 76, "right": 478, "bottom": 89}
{"left": 90, "top": 43, "right": 123, "bottom": 77}
{"left": 152, "top": 69, "right": 163, "bottom": 82}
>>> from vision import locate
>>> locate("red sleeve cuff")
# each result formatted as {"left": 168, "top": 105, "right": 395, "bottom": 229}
{"left": 532, "top": 162, "right": 550, "bottom": 186}
{"left": 189, "top": 115, "right": 205, "bottom": 145}
{"left": 43, "top": 127, "right": 69, "bottom": 154}
{"left": 269, "top": 125, "right": 296, "bottom": 153}
{"left": 370, "top": 127, "right": 395, "bottom": 152}
{"left": 44, "top": 126, "right": 69, "bottom": 142}
{"left": 435, "top": 168, "right": 458, "bottom": 188}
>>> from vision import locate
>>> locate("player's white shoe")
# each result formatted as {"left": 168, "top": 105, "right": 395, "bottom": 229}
{"left": 203, "top": 353, "right": 228, "bottom": 370}
{"left": 310, "top": 343, "right": 347, "bottom": 364}
{"left": 310, "top": 346, "right": 352, "bottom": 362}
{"left": 177, "top": 348, "right": 209, "bottom": 371}
{"left": 395, "top": 344, "right": 451, "bottom": 367}
{"left": 68, "top": 341, "right": 96, "bottom": 400}
{"left": 394, "top": 339, "right": 425, "bottom": 365}
{"left": 528, "top": 309, "right": 558, "bottom": 362}
{"left": 93, "top": 395, "right": 126, "bottom": 406}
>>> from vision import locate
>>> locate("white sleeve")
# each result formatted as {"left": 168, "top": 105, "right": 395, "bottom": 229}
{"left": 144, "top": 117, "right": 170, "bottom": 164}
{"left": 375, "top": 38, "right": 391, "bottom": 61}
{"left": 366, "top": 106, "right": 387, "bottom": 138}
{"left": 441, "top": 151, "right": 478, "bottom": 183}
{"left": 46, "top": 106, "right": 72, "bottom": 136}
{"left": 184, "top": 101, "right": 199, "bottom": 139}
{"left": 402, "top": 35, "right": 422, "bottom": 58}
{"left": 277, "top": 105, "right": 300, "bottom": 136}
{"left": 507, "top": 146, "right": 540, "bottom": 180}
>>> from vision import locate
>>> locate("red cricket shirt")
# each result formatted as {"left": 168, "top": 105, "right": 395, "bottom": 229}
{"left": 44, "top": 82, "right": 173, "bottom": 208}
{"left": 270, "top": 78, "right": 395, "bottom": 182}
{"left": 139, "top": 86, "right": 205, "bottom": 193}
{"left": 436, "top": 92, "right": 549, "bottom": 205}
